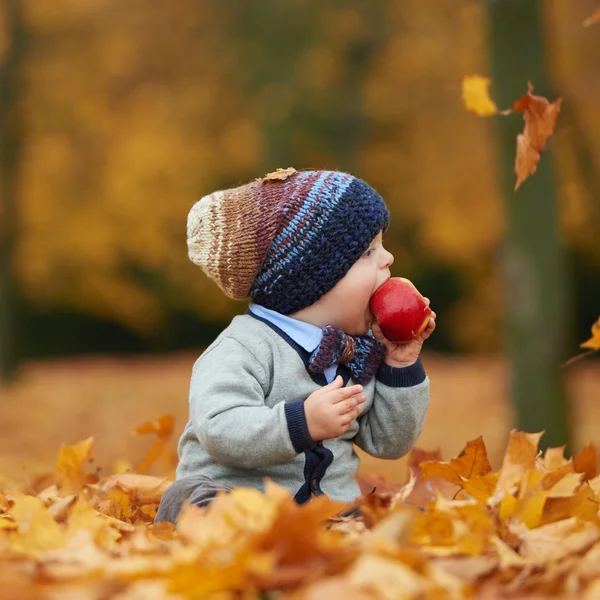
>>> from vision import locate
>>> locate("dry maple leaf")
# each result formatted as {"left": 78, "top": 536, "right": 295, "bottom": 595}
{"left": 501, "top": 82, "right": 562, "bottom": 191}
{"left": 581, "top": 316, "right": 600, "bottom": 351}
{"left": 258, "top": 167, "right": 298, "bottom": 181}
{"left": 133, "top": 414, "right": 175, "bottom": 473}
{"left": 54, "top": 437, "right": 95, "bottom": 495}
{"left": 420, "top": 436, "right": 494, "bottom": 502}
{"left": 461, "top": 75, "right": 498, "bottom": 116}
{"left": 583, "top": 7, "right": 600, "bottom": 26}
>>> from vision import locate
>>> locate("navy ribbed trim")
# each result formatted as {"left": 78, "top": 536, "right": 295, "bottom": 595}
{"left": 293, "top": 441, "right": 334, "bottom": 504}
{"left": 376, "top": 357, "right": 426, "bottom": 387}
{"left": 246, "top": 310, "right": 353, "bottom": 386}
{"left": 284, "top": 400, "right": 316, "bottom": 453}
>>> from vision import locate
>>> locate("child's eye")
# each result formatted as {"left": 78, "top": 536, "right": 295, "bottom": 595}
{"left": 363, "top": 248, "right": 375, "bottom": 258}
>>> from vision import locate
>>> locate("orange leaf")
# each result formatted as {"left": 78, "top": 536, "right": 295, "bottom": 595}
{"left": 133, "top": 414, "right": 175, "bottom": 473}
{"left": 98, "top": 473, "right": 172, "bottom": 505}
{"left": 583, "top": 7, "right": 600, "bottom": 27}
{"left": 420, "top": 462, "right": 464, "bottom": 488}
{"left": 581, "top": 317, "right": 600, "bottom": 351}
{"left": 501, "top": 82, "right": 562, "bottom": 191}
{"left": 420, "top": 437, "right": 492, "bottom": 502}
{"left": 574, "top": 442, "right": 598, "bottom": 481}
{"left": 54, "top": 437, "right": 95, "bottom": 494}
{"left": 448, "top": 436, "right": 492, "bottom": 479}
{"left": 258, "top": 167, "right": 298, "bottom": 181}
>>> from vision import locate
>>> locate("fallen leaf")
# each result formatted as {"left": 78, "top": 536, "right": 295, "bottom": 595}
{"left": 574, "top": 443, "right": 598, "bottom": 480}
{"left": 7, "top": 494, "right": 65, "bottom": 556}
{"left": 462, "top": 75, "right": 498, "bottom": 116}
{"left": 55, "top": 437, "right": 95, "bottom": 494}
{"left": 347, "top": 554, "right": 426, "bottom": 600}
{"left": 500, "top": 82, "right": 562, "bottom": 191}
{"left": 490, "top": 535, "right": 528, "bottom": 568}
{"left": 258, "top": 167, "right": 298, "bottom": 181}
{"left": 581, "top": 317, "right": 600, "bottom": 351}
{"left": 583, "top": 7, "right": 600, "bottom": 27}
{"left": 98, "top": 473, "right": 172, "bottom": 505}
{"left": 519, "top": 518, "right": 598, "bottom": 563}
{"left": 493, "top": 430, "right": 543, "bottom": 500}
{"left": 541, "top": 445, "right": 570, "bottom": 471}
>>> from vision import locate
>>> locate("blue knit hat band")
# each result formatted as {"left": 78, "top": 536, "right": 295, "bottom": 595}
{"left": 250, "top": 172, "right": 389, "bottom": 314}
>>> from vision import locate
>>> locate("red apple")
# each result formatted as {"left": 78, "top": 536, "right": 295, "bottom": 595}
{"left": 369, "top": 277, "right": 432, "bottom": 343}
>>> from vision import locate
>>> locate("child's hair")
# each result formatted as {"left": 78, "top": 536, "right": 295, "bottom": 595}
{"left": 187, "top": 168, "right": 389, "bottom": 315}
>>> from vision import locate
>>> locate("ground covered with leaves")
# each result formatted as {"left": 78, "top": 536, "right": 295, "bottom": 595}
{"left": 3, "top": 428, "right": 600, "bottom": 599}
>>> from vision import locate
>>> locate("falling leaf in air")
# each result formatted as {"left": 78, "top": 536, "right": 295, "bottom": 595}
{"left": 461, "top": 75, "right": 498, "bottom": 116}
{"left": 583, "top": 7, "right": 600, "bottom": 26}
{"left": 581, "top": 316, "right": 600, "bottom": 351}
{"left": 501, "top": 82, "right": 562, "bottom": 190}
{"left": 133, "top": 414, "right": 175, "bottom": 473}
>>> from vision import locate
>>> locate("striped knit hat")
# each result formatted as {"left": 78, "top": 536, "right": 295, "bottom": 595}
{"left": 187, "top": 168, "right": 390, "bottom": 315}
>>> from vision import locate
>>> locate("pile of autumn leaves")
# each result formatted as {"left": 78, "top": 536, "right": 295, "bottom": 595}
{"left": 4, "top": 429, "right": 600, "bottom": 599}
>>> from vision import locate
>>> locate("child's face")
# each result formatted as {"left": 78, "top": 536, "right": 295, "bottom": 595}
{"left": 314, "top": 231, "right": 394, "bottom": 336}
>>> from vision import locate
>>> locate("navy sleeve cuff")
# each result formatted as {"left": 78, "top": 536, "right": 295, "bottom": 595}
{"left": 284, "top": 400, "right": 316, "bottom": 453}
{"left": 376, "top": 357, "right": 426, "bottom": 388}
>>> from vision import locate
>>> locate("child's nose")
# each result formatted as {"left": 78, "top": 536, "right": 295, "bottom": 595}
{"left": 382, "top": 249, "right": 394, "bottom": 268}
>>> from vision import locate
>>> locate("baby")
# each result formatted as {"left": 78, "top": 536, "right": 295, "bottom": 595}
{"left": 156, "top": 168, "right": 435, "bottom": 523}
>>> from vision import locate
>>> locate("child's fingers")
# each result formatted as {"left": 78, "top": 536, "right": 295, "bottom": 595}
{"left": 337, "top": 394, "right": 365, "bottom": 415}
{"left": 331, "top": 384, "right": 363, "bottom": 403}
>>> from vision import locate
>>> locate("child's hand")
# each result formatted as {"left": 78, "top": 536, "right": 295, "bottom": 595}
{"left": 304, "top": 376, "right": 366, "bottom": 441}
{"left": 371, "top": 301, "right": 436, "bottom": 368}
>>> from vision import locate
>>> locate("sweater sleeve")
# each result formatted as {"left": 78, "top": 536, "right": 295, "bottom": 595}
{"left": 189, "top": 336, "right": 311, "bottom": 469}
{"left": 353, "top": 358, "right": 429, "bottom": 459}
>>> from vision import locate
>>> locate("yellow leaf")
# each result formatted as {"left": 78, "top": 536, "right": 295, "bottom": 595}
{"left": 461, "top": 75, "right": 498, "bottom": 116}
{"left": 66, "top": 497, "right": 120, "bottom": 547}
{"left": 493, "top": 430, "right": 543, "bottom": 498}
{"left": 8, "top": 494, "right": 65, "bottom": 555}
{"left": 55, "top": 437, "right": 95, "bottom": 494}
{"left": 498, "top": 494, "right": 518, "bottom": 522}
{"left": 0, "top": 516, "right": 16, "bottom": 531}
{"left": 462, "top": 473, "right": 498, "bottom": 503}
{"left": 581, "top": 317, "right": 600, "bottom": 351}
{"left": 514, "top": 494, "right": 546, "bottom": 529}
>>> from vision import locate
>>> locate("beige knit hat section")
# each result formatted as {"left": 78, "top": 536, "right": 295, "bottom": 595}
{"left": 186, "top": 180, "right": 281, "bottom": 300}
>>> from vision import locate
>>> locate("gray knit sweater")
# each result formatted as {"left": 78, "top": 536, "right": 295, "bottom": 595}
{"left": 176, "top": 311, "right": 430, "bottom": 503}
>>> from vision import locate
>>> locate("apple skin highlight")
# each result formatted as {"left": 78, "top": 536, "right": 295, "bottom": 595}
{"left": 369, "top": 277, "right": 432, "bottom": 343}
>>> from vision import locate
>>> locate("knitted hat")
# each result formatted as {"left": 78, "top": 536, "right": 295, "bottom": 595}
{"left": 187, "top": 168, "right": 389, "bottom": 315}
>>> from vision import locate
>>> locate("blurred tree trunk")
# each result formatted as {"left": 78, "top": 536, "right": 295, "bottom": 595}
{"left": 485, "top": 0, "right": 571, "bottom": 450}
{"left": 0, "top": 0, "right": 26, "bottom": 383}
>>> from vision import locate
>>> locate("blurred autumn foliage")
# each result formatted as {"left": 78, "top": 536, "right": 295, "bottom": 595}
{"left": 0, "top": 0, "right": 598, "bottom": 358}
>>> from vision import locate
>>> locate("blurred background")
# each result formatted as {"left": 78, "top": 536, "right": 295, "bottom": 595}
{"left": 0, "top": 0, "right": 598, "bottom": 483}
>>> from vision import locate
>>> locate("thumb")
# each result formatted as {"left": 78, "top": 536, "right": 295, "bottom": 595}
{"left": 326, "top": 375, "right": 343, "bottom": 388}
